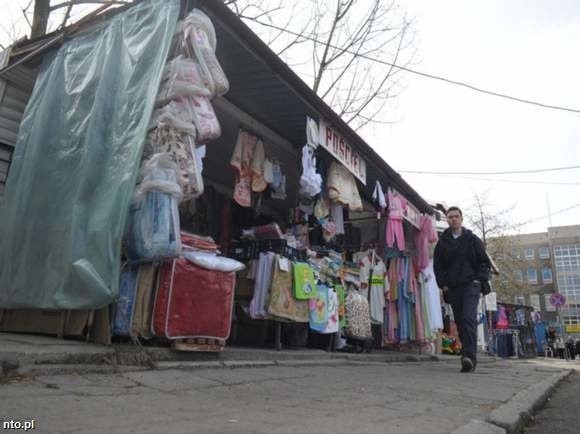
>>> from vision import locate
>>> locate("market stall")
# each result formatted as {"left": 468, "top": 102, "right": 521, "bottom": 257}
{"left": 0, "top": 0, "right": 441, "bottom": 354}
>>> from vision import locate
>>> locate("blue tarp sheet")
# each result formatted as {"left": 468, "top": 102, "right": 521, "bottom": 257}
{"left": 0, "top": 0, "right": 180, "bottom": 309}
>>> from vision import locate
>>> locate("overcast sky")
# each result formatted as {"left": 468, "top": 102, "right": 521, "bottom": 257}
{"left": 1, "top": 0, "right": 579, "bottom": 235}
{"left": 370, "top": 0, "right": 580, "bottom": 234}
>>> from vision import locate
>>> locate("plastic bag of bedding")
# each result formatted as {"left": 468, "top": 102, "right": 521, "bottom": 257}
{"left": 183, "top": 251, "right": 245, "bottom": 273}
{"left": 125, "top": 153, "right": 182, "bottom": 262}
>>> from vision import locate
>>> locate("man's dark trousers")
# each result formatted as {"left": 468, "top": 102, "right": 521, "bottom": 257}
{"left": 446, "top": 281, "right": 480, "bottom": 361}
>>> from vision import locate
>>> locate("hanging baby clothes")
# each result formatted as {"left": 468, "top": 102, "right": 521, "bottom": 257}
{"left": 270, "top": 162, "right": 287, "bottom": 200}
{"left": 372, "top": 180, "right": 387, "bottom": 211}
{"left": 385, "top": 258, "right": 401, "bottom": 343}
{"left": 323, "top": 286, "right": 340, "bottom": 334}
{"left": 415, "top": 215, "right": 438, "bottom": 271}
{"left": 496, "top": 305, "right": 509, "bottom": 329}
{"left": 299, "top": 144, "right": 322, "bottom": 197}
{"left": 356, "top": 251, "right": 372, "bottom": 297}
{"left": 230, "top": 130, "right": 258, "bottom": 207}
{"left": 386, "top": 189, "right": 408, "bottom": 250}
{"left": 369, "top": 257, "right": 387, "bottom": 324}
{"left": 331, "top": 202, "right": 345, "bottom": 235}
{"left": 327, "top": 162, "right": 363, "bottom": 210}
{"left": 408, "top": 263, "right": 425, "bottom": 342}
{"left": 249, "top": 251, "right": 275, "bottom": 319}
{"left": 251, "top": 139, "right": 267, "bottom": 192}
{"left": 421, "top": 264, "right": 444, "bottom": 332}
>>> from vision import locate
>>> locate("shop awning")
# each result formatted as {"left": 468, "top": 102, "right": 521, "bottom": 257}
{"left": 196, "top": 0, "right": 433, "bottom": 215}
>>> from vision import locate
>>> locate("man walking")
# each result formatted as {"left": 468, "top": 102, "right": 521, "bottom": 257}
{"left": 434, "top": 206, "right": 491, "bottom": 372}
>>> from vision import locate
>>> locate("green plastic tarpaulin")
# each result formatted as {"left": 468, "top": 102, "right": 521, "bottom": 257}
{"left": 0, "top": 0, "right": 180, "bottom": 309}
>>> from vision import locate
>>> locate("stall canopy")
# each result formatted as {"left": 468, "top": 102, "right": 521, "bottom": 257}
{"left": 0, "top": 0, "right": 180, "bottom": 309}
{"left": 196, "top": 0, "right": 432, "bottom": 214}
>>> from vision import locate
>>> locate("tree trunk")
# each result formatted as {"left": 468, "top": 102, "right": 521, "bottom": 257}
{"left": 31, "top": 0, "right": 51, "bottom": 39}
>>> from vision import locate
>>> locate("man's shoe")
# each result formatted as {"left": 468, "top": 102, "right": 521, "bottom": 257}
{"left": 460, "top": 357, "right": 474, "bottom": 373}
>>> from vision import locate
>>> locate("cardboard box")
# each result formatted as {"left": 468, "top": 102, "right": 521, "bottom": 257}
{"left": 0, "top": 309, "right": 92, "bottom": 338}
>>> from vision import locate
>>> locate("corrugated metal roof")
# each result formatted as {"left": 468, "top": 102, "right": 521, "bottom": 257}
{"left": 197, "top": 0, "right": 433, "bottom": 214}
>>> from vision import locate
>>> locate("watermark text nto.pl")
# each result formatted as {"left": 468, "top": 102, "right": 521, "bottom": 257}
{"left": 1, "top": 420, "right": 36, "bottom": 431}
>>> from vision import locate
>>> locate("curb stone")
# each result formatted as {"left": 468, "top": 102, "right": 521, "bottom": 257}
{"left": 485, "top": 369, "right": 572, "bottom": 434}
{"left": 14, "top": 364, "right": 150, "bottom": 377}
{"left": 450, "top": 419, "right": 506, "bottom": 434}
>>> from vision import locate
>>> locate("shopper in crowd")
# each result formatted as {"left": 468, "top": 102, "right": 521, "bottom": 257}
{"left": 434, "top": 206, "right": 491, "bottom": 373}
{"left": 566, "top": 335, "right": 576, "bottom": 360}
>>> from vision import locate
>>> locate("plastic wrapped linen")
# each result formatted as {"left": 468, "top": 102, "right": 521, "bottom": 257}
{"left": 147, "top": 128, "right": 205, "bottom": 201}
{"left": 125, "top": 153, "right": 182, "bottom": 262}
{"left": 179, "top": 9, "right": 229, "bottom": 97}
{"left": 155, "top": 57, "right": 221, "bottom": 142}
{"left": 156, "top": 55, "right": 212, "bottom": 103}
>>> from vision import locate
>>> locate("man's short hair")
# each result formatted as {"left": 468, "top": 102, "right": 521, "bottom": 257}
{"left": 446, "top": 206, "right": 463, "bottom": 217}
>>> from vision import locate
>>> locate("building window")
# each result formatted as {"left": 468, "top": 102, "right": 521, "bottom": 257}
{"left": 525, "top": 248, "right": 535, "bottom": 260}
{"left": 554, "top": 244, "right": 580, "bottom": 301}
{"left": 539, "top": 247, "right": 550, "bottom": 259}
{"left": 542, "top": 267, "right": 553, "bottom": 284}
{"left": 511, "top": 248, "right": 521, "bottom": 259}
{"left": 527, "top": 268, "right": 537, "bottom": 284}
{"left": 514, "top": 270, "right": 523, "bottom": 282}
{"left": 529, "top": 294, "right": 541, "bottom": 311}
{"left": 563, "top": 303, "right": 580, "bottom": 325}
{"left": 514, "top": 295, "right": 525, "bottom": 305}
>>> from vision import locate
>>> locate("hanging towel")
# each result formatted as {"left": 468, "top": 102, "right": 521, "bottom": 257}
{"left": 293, "top": 262, "right": 318, "bottom": 299}
{"left": 230, "top": 130, "right": 258, "bottom": 207}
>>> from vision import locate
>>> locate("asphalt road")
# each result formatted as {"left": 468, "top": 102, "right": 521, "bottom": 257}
{"left": 525, "top": 370, "right": 580, "bottom": 434}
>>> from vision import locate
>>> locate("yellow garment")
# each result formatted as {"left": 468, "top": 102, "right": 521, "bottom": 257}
{"left": 251, "top": 139, "right": 267, "bottom": 192}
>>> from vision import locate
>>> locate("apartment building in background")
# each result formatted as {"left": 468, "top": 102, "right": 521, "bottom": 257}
{"left": 496, "top": 225, "right": 580, "bottom": 334}
{"left": 504, "top": 232, "right": 557, "bottom": 321}
{"left": 548, "top": 226, "right": 580, "bottom": 334}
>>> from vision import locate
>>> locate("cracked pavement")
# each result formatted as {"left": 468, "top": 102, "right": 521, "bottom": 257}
{"left": 0, "top": 358, "right": 568, "bottom": 433}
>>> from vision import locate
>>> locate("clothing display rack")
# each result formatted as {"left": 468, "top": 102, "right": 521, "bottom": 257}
{"left": 229, "top": 239, "right": 305, "bottom": 262}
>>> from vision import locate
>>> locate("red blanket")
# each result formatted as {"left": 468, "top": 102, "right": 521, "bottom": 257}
{"left": 152, "top": 258, "right": 235, "bottom": 339}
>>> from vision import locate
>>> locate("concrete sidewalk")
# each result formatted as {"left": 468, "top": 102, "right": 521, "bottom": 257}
{"left": 0, "top": 332, "right": 441, "bottom": 377}
{"left": 0, "top": 354, "right": 571, "bottom": 434}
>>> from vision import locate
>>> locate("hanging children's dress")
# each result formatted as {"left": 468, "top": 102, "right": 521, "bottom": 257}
{"left": 386, "top": 189, "right": 408, "bottom": 250}
{"left": 327, "top": 162, "right": 362, "bottom": 210}
{"left": 415, "top": 215, "right": 438, "bottom": 271}
{"left": 369, "top": 258, "right": 387, "bottom": 324}
{"left": 230, "top": 130, "right": 258, "bottom": 207}
{"left": 309, "top": 284, "right": 339, "bottom": 333}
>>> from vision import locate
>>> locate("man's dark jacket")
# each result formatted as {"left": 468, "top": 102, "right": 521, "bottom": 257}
{"left": 433, "top": 227, "right": 491, "bottom": 289}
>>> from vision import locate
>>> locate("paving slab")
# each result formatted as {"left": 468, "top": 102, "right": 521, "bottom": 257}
{"left": 0, "top": 358, "right": 570, "bottom": 433}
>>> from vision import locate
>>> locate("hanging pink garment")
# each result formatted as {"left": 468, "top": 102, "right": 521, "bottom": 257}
{"left": 385, "top": 259, "right": 399, "bottom": 343}
{"left": 386, "top": 190, "right": 408, "bottom": 250}
{"left": 409, "top": 266, "right": 425, "bottom": 342}
{"left": 230, "top": 130, "right": 258, "bottom": 207}
{"left": 414, "top": 215, "right": 438, "bottom": 271}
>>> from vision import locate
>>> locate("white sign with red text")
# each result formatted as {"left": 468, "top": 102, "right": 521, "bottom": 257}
{"left": 319, "top": 119, "right": 367, "bottom": 185}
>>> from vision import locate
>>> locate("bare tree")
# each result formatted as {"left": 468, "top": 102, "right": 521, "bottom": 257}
{"left": 465, "top": 193, "right": 529, "bottom": 303}
{"left": 26, "top": 1, "right": 132, "bottom": 39}
{"left": 227, "top": 0, "right": 415, "bottom": 130}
